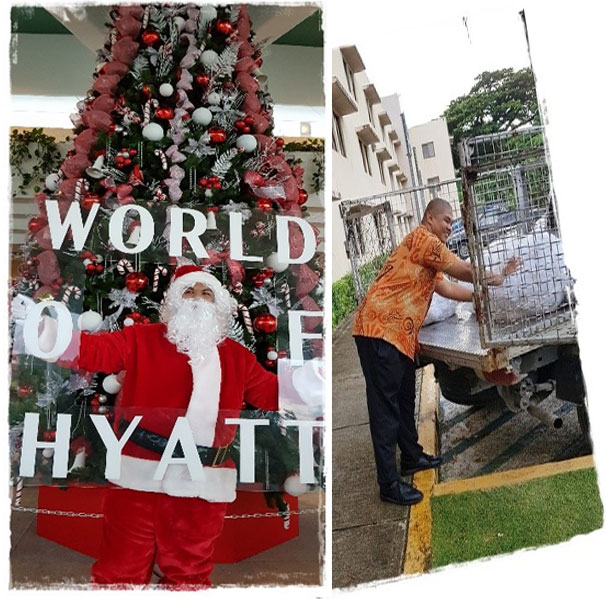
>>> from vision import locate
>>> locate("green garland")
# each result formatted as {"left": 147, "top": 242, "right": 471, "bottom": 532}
{"left": 10, "top": 128, "right": 65, "bottom": 197}
{"left": 284, "top": 138, "right": 324, "bottom": 194}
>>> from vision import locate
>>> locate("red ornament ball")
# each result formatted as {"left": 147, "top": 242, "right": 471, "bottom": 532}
{"left": 41, "top": 430, "right": 56, "bottom": 442}
{"left": 195, "top": 74, "right": 210, "bottom": 86}
{"left": 215, "top": 20, "right": 234, "bottom": 35}
{"left": 28, "top": 217, "right": 46, "bottom": 234}
{"left": 142, "top": 30, "right": 160, "bottom": 46}
{"left": 17, "top": 384, "right": 33, "bottom": 399}
{"left": 253, "top": 313, "right": 277, "bottom": 334}
{"left": 256, "top": 198, "right": 273, "bottom": 212}
{"left": 244, "top": 115, "right": 255, "bottom": 126}
{"left": 82, "top": 193, "right": 101, "bottom": 211}
{"left": 142, "top": 84, "right": 153, "bottom": 98}
{"left": 155, "top": 107, "right": 174, "bottom": 120}
{"left": 125, "top": 272, "right": 149, "bottom": 293}
{"left": 208, "top": 126, "right": 227, "bottom": 144}
{"left": 297, "top": 189, "right": 309, "bottom": 205}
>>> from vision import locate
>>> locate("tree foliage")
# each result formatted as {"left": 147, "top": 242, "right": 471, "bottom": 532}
{"left": 443, "top": 67, "right": 540, "bottom": 169}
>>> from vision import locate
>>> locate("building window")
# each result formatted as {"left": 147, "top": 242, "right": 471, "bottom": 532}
{"left": 427, "top": 176, "right": 441, "bottom": 199}
{"left": 343, "top": 58, "right": 357, "bottom": 100}
{"left": 332, "top": 112, "right": 347, "bottom": 157}
{"left": 359, "top": 140, "right": 372, "bottom": 175}
{"left": 422, "top": 141, "right": 435, "bottom": 159}
{"left": 377, "top": 158, "right": 386, "bottom": 185}
{"left": 366, "top": 97, "right": 375, "bottom": 126}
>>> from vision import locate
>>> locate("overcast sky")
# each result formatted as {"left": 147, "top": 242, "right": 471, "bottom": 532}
{"left": 330, "top": 1, "right": 532, "bottom": 127}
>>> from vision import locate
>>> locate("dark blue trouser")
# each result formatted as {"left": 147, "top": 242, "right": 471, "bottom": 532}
{"left": 354, "top": 336, "right": 423, "bottom": 488}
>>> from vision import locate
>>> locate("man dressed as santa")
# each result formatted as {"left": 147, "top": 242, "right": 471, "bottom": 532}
{"left": 14, "top": 266, "right": 278, "bottom": 587}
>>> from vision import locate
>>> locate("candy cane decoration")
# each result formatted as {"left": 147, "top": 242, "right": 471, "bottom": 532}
{"left": 154, "top": 149, "right": 168, "bottom": 170}
{"left": 142, "top": 5, "right": 150, "bottom": 29}
{"left": 122, "top": 106, "right": 141, "bottom": 125}
{"left": 142, "top": 99, "right": 160, "bottom": 127}
{"left": 152, "top": 265, "right": 168, "bottom": 292}
{"left": 13, "top": 477, "right": 23, "bottom": 507}
{"left": 281, "top": 283, "right": 291, "bottom": 308}
{"left": 238, "top": 303, "right": 254, "bottom": 335}
{"left": 62, "top": 285, "right": 82, "bottom": 304}
{"left": 74, "top": 178, "right": 89, "bottom": 202}
{"left": 116, "top": 259, "right": 134, "bottom": 275}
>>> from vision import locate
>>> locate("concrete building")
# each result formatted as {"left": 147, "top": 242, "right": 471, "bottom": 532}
{"left": 409, "top": 117, "right": 458, "bottom": 211}
{"left": 332, "top": 46, "right": 410, "bottom": 280}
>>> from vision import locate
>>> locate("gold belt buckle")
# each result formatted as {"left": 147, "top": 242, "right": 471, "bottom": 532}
{"left": 211, "top": 446, "right": 229, "bottom": 467}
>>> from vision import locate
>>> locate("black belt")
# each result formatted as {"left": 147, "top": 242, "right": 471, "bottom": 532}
{"left": 118, "top": 419, "right": 233, "bottom": 467}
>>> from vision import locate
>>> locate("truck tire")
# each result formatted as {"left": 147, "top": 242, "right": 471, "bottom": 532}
{"left": 433, "top": 362, "right": 500, "bottom": 406}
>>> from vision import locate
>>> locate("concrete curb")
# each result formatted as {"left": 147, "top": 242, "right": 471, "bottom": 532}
{"left": 434, "top": 454, "right": 595, "bottom": 497}
{"left": 403, "top": 365, "right": 440, "bottom": 576}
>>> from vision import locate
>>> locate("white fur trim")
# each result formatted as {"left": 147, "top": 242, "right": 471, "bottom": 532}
{"left": 173, "top": 271, "right": 223, "bottom": 293}
{"left": 187, "top": 345, "right": 222, "bottom": 445}
{"left": 109, "top": 455, "right": 237, "bottom": 503}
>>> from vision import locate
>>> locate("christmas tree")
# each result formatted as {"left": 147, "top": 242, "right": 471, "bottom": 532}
{"left": 10, "top": 4, "right": 324, "bottom": 497}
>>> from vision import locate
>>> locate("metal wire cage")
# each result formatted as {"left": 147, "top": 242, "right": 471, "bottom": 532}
{"left": 459, "top": 126, "right": 577, "bottom": 347}
{"left": 340, "top": 179, "right": 462, "bottom": 302}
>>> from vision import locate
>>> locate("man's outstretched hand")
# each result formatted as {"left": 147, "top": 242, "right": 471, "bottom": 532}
{"left": 502, "top": 256, "right": 522, "bottom": 277}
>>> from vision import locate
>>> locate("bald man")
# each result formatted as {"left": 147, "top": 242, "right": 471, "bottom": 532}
{"left": 352, "top": 198, "right": 519, "bottom": 506}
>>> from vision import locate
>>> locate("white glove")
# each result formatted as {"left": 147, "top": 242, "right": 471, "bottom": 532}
{"left": 11, "top": 294, "right": 36, "bottom": 325}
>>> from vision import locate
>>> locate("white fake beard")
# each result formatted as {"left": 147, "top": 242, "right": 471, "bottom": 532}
{"left": 163, "top": 299, "right": 225, "bottom": 362}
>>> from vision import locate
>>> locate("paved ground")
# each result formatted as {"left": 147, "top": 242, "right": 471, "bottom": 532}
{"left": 10, "top": 488, "right": 323, "bottom": 588}
{"left": 332, "top": 315, "right": 416, "bottom": 589}
{"left": 438, "top": 392, "right": 592, "bottom": 482}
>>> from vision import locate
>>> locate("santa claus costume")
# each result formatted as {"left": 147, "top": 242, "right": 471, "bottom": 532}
{"left": 73, "top": 266, "right": 278, "bottom": 587}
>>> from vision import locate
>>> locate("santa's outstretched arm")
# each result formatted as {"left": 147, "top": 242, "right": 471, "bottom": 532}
{"left": 10, "top": 293, "right": 129, "bottom": 373}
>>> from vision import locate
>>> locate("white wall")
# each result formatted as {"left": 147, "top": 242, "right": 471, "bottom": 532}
{"left": 409, "top": 117, "right": 456, "bottom": 186}
{"left": 332, "top": 48, "right": 411, "bottom": 280}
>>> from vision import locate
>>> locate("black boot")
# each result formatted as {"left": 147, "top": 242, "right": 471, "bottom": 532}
{"left": 379, "top": 481, "right": 423, "bottom": 506}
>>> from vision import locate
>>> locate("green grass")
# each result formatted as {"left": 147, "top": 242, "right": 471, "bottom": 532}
{"left": 332, "top": 253, "right": 390, "bottom": 330}
{"left": 431, "top": 468, "right": 604, "bottom": 568}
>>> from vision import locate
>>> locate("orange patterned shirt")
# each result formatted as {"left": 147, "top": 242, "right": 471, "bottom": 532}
{"left": 352, "top": 225, "right": 457, "bottom": 359}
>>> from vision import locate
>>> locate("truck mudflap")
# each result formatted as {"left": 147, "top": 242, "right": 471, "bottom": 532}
{"left": 482, "top": 368, "right": 523, "bottom": 386}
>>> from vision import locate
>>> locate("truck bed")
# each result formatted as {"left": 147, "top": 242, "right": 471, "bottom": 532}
{"left": 418, "top": 314, "right": 533, "bottom": 373}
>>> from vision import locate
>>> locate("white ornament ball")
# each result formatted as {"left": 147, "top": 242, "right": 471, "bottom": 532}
{"left": 200, "top": 6, "right": 218, "bottom": 21}
{"left": 45, "top": 173, "right": 60, "bottom": 191}
{"left": 236, "top": 134, "right": 258, "bottom": 153}
{"left": 192, "top": 107, "right": 213, "bottom": 126}
{"left": 123, "top": 317, "right": 135, "bottom": 327}
{"left": 264, "top": 252, "right": 289, "bottom": 273}
{"left": 102, "top": 374, "right": 122, "bottom": 395}
{"left": 201, "top": 49, "right": 219, "bottom": 68}
{"left": 267, "top": 350, "right": 278, "bottom": 361}
{"left": 173, "top": 16, "right": 186, "bottom": 32}
{"left": 142, "top": 122, "right": 164, "bottom": 141}
{"left": 98, "top": 394, "right": 108, "bottom": 405}
{"left": 284, "top": 474, "right": 309, "bottom": 497}
{"left": 78, "top": 310, "right": 103, "bottom": 333}
{"left": 207, "top": 92, "right": 222, "bottom": 105}
{"left": 42, "top": 448, "right": 55, "bottom": 459}
{"left": 159, "top": 83, "right": 174, "bottom": 97}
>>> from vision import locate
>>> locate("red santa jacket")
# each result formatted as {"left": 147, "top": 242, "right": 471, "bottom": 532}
{"left": 76, "top": 323, "right": 278, "bottom": 501}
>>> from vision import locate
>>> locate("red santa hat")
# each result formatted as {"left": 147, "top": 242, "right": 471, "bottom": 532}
{"left": 171, "top": 265, "right": 224, "bottom": 294}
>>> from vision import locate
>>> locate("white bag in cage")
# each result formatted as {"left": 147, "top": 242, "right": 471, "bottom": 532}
{"left": 482, "top": 231, "right": 572, "bottom": 323}
{"left": 423, "top": 281, "right": 474, "bottom": 326}
{"left": 423, "top": 293, "right": 456, "bottom": 326}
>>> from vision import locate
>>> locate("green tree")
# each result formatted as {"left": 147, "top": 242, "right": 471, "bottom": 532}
{"left": 443, "top": 67, "right": 540, "bottom": 169}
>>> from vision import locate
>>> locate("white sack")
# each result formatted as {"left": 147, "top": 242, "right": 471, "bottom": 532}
{"left": 482, "top": 230, "right": 572, "bottom": 323}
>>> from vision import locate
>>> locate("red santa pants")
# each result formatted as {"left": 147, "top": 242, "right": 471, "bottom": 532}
{"left": 91, "top": 486, "right": 227, "bottom": 587}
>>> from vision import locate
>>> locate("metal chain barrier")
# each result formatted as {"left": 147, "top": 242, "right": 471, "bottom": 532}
{"left": 11, "top": 504, "right": 324, "bottom": 520}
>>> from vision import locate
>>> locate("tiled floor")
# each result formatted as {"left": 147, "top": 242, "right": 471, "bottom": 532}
{"left": 10, "top": 487, "right": 324, "bottom": 589}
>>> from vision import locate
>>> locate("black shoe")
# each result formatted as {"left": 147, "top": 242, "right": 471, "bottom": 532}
{"left": 400, "top": 452, "right": 442, "bottom": 476}
{"left": 379, "top": 481, "right": 423, "bottom": 506}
